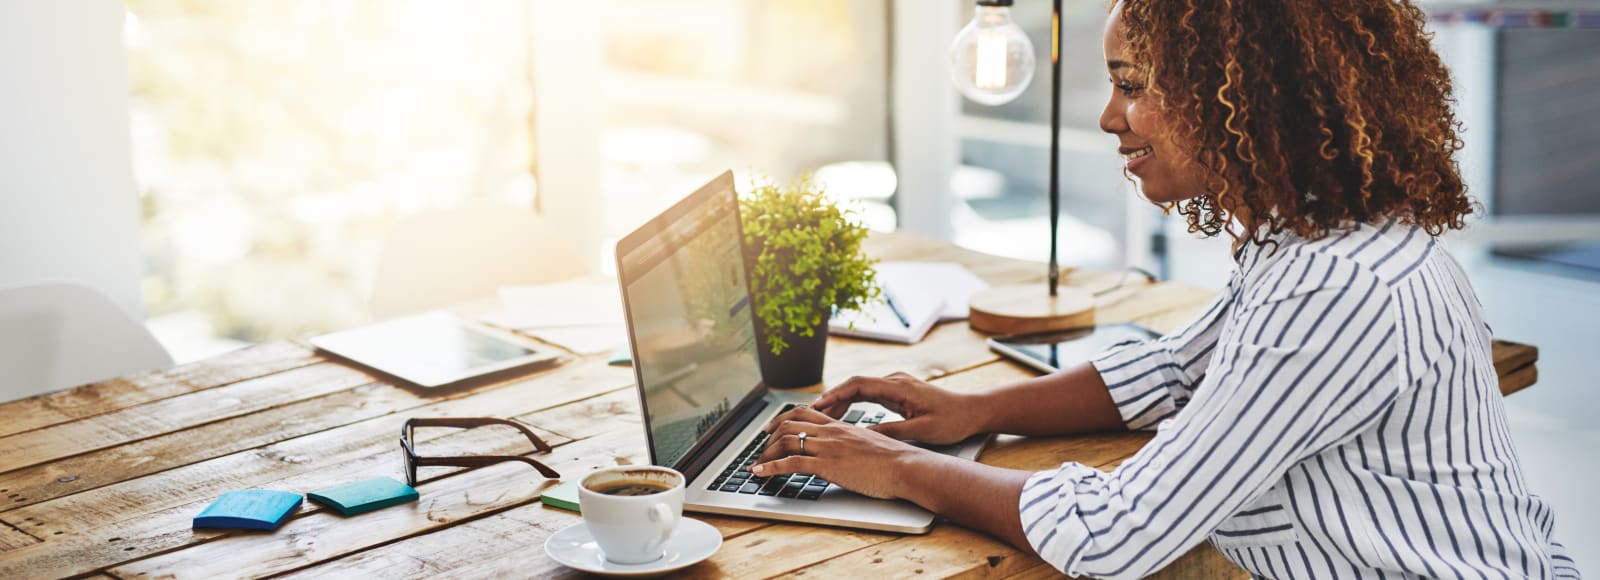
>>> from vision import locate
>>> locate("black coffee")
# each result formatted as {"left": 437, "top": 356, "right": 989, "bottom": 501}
{"left": 592, "top": 481, "right": 672, "bottom": 496}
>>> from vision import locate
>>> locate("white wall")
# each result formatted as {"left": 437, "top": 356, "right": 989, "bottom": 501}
{"left": 0, "top": 0, "right": 142, "bottom": 318}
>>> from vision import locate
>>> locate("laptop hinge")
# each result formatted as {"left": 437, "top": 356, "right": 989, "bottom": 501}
{"left": 673, "top": 392, "right": 768, "bottom": 481}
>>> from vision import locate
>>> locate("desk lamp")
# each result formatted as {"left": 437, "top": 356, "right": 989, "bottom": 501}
{"left": 951, "top": 0, "right": 1095, "bottom": 335}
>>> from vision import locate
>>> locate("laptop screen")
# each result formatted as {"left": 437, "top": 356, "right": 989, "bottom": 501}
{"left": 615, "top": 173, "right": 764, "bottom": 468}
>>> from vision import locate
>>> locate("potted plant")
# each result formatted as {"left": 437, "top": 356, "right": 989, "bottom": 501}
{"left": 740, "top": 175, "right": 879, "bottom": 389}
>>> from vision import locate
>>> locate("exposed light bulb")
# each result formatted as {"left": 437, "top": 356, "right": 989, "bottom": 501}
{"left": 949, "top": 1, "right": 1035, "bottom": 106}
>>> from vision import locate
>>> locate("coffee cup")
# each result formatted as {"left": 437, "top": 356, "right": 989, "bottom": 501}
{"left": 578, "top": 465, "right": 685, "bottom": 564}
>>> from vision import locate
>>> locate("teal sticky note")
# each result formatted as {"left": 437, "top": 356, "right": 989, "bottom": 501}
{"left": 306, "top": 477, "right": 419, "bottom": 516}
{"left": 540, "top": 481, "right": 580, "bottom": 513}
{"left": 193, "top": 490, "right": 303, "bottom": 530}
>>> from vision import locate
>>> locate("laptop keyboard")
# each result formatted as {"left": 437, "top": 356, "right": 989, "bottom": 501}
{"left": 705, "top": 404, "right": 886, "bottom": 500}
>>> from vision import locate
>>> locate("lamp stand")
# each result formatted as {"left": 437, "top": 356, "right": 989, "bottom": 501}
{"left": 969, "top": 0, "right": 1096, "bottom": 335}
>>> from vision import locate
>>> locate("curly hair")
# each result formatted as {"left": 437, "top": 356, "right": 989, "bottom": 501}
{"left": 1116, "top": 0, "right": 1474, "bottom": 246}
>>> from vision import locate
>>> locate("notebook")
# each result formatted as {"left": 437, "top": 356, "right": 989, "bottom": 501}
{"left": 828, "top": 287, "right": 943, "bottom": 344}
{"left": 827, "top": 261, "right": 989, "bottom": 343}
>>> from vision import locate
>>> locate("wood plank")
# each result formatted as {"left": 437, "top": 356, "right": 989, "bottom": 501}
{"left": 678, "top": 524, "right": 896, "bottom": 579}
{"left": 777, "top": 522, "right": 1037, "bottom": 579}
{"left": 0, "top": 362, "right": 377, "bottom": 474}
{"left": 0, "top": 522, "right": 36, "bottom": 552}
{"left": 0, "top": 380, "right": 417, "bottom": 511}
{"left": 269, "top": 389, "right": 776, "bottom": 578}
{"left": 273, "top": 504, "right": 765, "bottom": 579}
{"left": 1004, "top": 544, "right": 1250, "bottom": 580}
{"left": 1006, "top": 561, "right": 1075, "bottom": 579}
{"left": 106, "top": 426, "right": 650, "bottom": 579}
{"left": 1492, "top": 340, "right": 1537, "bottom": 378}
{"left": 2, "top": 360, "right": 630, "bottom": 541}
{"left": 928, "top": 358, "right": 1040, "bottom": 393}
{"left": 0, "top": 341, "right": 317, "bottom": 439}
{"left": 0, "top": 393, "right": 616, "bottom": 579}
{"left": 981, "top": 430, "right": 1153, "bottom": 473}
{"left": 1499, "top": 364, "right": 1538, "bottom": 398}
{"left": 825, "top": 322, "right": 1003, "bottom": 386}
{"left": 1148, "top": 543, "right": 1252, "bottom": 579}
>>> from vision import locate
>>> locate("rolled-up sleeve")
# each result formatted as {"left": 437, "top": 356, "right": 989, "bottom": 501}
{"left": 1024, "top": 256, "right": 1403, "bottom": 579}
{"left": 1091, "top": 275, "right": 1236, "bottom": 430}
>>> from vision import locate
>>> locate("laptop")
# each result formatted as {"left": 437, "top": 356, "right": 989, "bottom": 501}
{"left": 614, "top": 170, "right": 987, "bottom": 534}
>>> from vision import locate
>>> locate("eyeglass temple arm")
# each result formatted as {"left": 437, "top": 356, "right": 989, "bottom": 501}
{"left": 403, "top": 417, "right": 555, "bottom": 453}
{"left": 413, "top": 455, "right": 562, "bottom": 479}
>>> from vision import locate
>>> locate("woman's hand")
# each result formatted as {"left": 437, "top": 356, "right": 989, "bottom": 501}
{"left": 751, "top": 406, "right": 939, "bottom": 499}
{"left": 786, "top": 372, "right": 987, "bottom": 445}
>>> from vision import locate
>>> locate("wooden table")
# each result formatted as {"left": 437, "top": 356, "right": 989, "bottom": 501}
{"left": 0, "top": 232, "right": 1538, "bottom": 579}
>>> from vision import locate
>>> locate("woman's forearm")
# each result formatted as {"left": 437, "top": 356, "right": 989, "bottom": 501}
{"left": 897, "top": 451, "right": 1035, "bottom": 552}
{"left": 974, "top": 362, "right": 1127, "bottom": 437}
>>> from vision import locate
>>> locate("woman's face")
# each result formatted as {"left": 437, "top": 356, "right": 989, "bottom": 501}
{"left": 1100, "top": 2, "right": 1202, "bottom": 203}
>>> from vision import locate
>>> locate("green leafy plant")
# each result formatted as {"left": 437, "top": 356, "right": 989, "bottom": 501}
{"left": 741, "top": 174, "right": 879, "bottom": 355}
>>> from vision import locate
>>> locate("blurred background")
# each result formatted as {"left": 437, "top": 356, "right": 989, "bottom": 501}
{"left": 2, "top": 0, "right": 1597, "bottom": 555}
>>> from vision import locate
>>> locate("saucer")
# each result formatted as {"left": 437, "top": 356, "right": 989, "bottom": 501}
{"left": 544, "top": 518, "right": 721, "bottom": 577}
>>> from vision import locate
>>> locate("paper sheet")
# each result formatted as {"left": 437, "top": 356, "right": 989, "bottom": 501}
{"left": 874, "top": 261, "right": 990, "bottom": 321}
{"left": 480, "top": 281, "right": 627, "bottom": 355}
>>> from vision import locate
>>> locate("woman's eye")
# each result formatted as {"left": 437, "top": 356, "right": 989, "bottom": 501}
{"left": 1108, "top": 77, "right": 1143, "bottom": 97}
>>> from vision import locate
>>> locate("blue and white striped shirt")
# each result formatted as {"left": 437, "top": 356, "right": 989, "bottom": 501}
{"left": 1020, "top": 222, "right": 1578, "bottom": 579}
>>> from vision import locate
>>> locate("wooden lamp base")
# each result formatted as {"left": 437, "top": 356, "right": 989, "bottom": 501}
{"left": 968, "top": 284, "right": 1095, "bottom": 336}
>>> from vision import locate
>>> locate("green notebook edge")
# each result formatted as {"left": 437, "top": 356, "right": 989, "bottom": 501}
{"left": 540, "top": 481, "right": 580, "bottom": 513}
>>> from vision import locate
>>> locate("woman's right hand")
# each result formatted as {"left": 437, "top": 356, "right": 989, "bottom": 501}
{"left": 794, "top": 372, "right": 988, "bottom": 445}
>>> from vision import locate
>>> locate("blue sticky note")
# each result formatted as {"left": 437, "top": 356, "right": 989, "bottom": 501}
{"left": 607, "top": 348, "right": 632, "bottom": 366}
{"left": 306, "top": 477, "right": 419, "bottom": 516}
{"left": 193, "top": 490, "right": 303, "bottom": 530}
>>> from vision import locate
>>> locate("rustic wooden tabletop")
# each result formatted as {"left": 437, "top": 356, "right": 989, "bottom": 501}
{"left": 0, "top": 232, "right": 1538, "bottom": 578}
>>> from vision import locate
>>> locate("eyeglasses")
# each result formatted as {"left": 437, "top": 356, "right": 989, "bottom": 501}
{"left": 399, "top": 417, "right": 562, "bottom": 486}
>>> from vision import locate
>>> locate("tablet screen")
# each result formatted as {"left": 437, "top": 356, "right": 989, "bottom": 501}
{"left": 988, "top": 323, "right": 1161, "bottom": 373}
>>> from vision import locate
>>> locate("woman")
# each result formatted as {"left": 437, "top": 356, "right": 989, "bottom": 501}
{"left": 751, "top": 0, "right": 1577, "bottom": 577}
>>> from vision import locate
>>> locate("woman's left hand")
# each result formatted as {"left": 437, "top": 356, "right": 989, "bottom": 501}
{"left": 750, "top": 406, "right": 934, "bottom": 500}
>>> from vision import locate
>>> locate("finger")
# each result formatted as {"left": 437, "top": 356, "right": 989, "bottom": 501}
{"left": 767, "top": 406, "right": 836, "bottom": 433}
{"left": 756, "top": 433, "right": 794, "bottom": 463}
{"left": 751, "top": 455, "right": 822, "bottom": 478}
{"left": 762, "top": 404, "right": 812, "bottom": 433}
{"left": 816, "top": 376, "right": 907, "bottom": 415}
{"left": 866, "top": 418, "right": 920, "bottom": 440}
{"left": 757, "top": 432, "right": 822, "bottom": 464}
{"left": 811, "top": 380, "right": 863, "bottom": 417}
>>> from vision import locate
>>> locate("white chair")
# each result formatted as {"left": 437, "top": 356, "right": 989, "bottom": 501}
{"left": 369, "top": 206, "right": 587, "bottom": 319}
{"left": 0, "top": 281, "right": 174, "bottom": 402}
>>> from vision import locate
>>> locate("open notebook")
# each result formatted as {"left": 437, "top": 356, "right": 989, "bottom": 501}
{"left": 828, "top": 261, "right": 989, "bottom": 344}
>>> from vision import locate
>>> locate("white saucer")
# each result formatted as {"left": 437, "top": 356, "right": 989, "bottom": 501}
{"left": 544, "top": 518, "right": 721, "bottom": 577}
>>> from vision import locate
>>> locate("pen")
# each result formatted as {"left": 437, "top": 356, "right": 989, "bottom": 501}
{"left": 883, "top": 290, "right": 912, "bottom": 328}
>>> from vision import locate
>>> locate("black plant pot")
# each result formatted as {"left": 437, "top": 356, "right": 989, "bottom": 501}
{"left": 755, "top": 310, "right": 829, "bottom": 389}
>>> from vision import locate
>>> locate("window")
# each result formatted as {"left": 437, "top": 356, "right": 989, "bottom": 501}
{"left": 594, "top": 0, "right": 890, "bottom": 238}
{"left": 129, "top": 1, "right": 889, "bottom": 356}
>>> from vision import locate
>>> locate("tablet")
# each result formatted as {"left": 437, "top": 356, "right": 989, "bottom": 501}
{"left": 987, "top": 322, "right": 1161, "bottom": 374}
{"left": 311, "top": 312, "right": 559, "bottom": 388}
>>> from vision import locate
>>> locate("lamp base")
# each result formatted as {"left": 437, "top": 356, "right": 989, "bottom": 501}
{"left": 968, "top": 284, "right": 1095, "bottom": 335}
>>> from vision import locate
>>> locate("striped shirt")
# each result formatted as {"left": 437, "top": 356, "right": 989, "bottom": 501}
{"left": 1019, "top": 222, "right": 1579, "bottom": 579}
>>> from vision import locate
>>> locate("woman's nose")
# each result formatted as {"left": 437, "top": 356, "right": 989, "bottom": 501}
{"left": 1100, "top": 99, "right": 1127, "bottom": 135}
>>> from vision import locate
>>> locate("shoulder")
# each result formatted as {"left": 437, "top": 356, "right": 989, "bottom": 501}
{"left": 1238, "top": 221, "right": 1436, "bottom": 308}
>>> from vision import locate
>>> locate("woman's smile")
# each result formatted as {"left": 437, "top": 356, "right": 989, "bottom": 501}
{"left": 1119, "top": 144, "right": 1154, "bottom": 173}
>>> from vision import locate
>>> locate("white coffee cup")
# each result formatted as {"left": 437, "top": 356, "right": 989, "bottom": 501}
{"left": 578, "top": 465, "right": 685, "bottom": 564}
